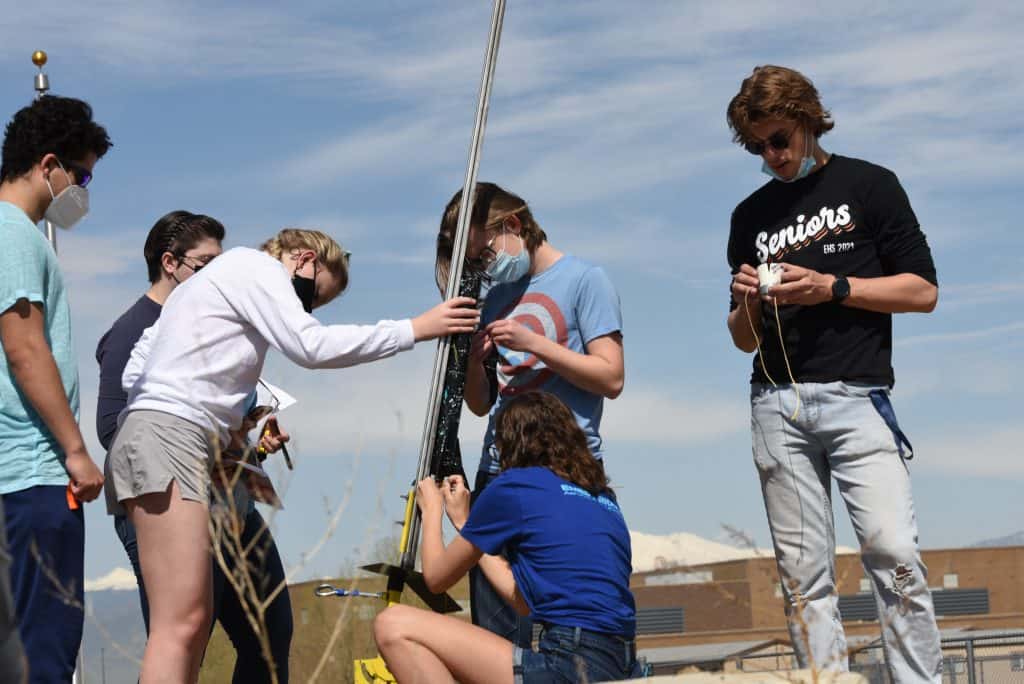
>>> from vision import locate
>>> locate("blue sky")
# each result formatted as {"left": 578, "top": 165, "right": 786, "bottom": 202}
{"left": 1, "top": 1, "right": 1021, "bottom": 585}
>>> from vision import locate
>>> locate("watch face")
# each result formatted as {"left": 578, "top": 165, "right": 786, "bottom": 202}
{"left": 833, "top": 276, "right": 851, "bottom": 300}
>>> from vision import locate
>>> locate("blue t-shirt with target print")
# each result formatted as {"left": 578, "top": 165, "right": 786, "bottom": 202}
{"left": 479, "top": 255, "right": 622, "bottom": 475}
{"left": 459, "top": 466, "right": 636, "bottom": 637}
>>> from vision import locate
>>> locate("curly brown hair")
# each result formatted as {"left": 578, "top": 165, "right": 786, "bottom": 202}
{"left": 1, "top": 95, "right": 112, "bottom": 182}
{"left": 727, "top": 65, "right": 834, "bottom": 147}
{"left": 494, "top": 391, "right": 609, "bottom": 495}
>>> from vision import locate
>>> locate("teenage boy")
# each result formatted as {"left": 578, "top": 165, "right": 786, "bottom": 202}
{"left": 0, "top": 95, "right": 111, "bottom": 682}
{"left": 725, "top": 65, "right": 941, "bottom": 682}
{"left": 435, "top": 182, "right": 624, "bottom": 648}
{"left": 96, "top": 210, "right": 225, "bottom": 627}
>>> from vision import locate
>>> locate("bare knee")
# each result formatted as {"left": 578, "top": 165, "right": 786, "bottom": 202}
{"left": 374, "top": 605, "right": 417, "bottom": 651}
{"left": 152, "top": 604, "right": 211, "bottom": 653}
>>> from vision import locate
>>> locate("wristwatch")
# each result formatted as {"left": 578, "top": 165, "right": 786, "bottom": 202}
{"left": 831, "top": 275, "right": 851, "bottom": 302}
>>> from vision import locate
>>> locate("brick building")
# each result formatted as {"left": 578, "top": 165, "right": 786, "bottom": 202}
{"left": 630, "top": 545, "right": 1024, "bottom": 676}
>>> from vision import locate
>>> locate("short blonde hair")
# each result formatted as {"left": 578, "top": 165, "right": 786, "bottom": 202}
{"left": 260, "top": 228, "right": 350, "bottom": 293}
{"left": 727, "top": 65, "right": 834, "bottom": 146}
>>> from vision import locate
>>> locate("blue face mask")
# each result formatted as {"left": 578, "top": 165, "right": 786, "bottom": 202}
{"left": 762, "top": 130, "right": 818, "bottom": 183}
{"left": 486, "top": 234, "right": 531, "bottom": 284}
{"left": 762, "top": 155, "right": 816, "bottom": 183}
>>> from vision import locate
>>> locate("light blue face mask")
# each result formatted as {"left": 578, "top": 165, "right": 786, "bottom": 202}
{"left": 761, "top": 131, "right": 817, "bottom": 183}
{"left": 486, "top": 234, "right": 531, "bottom": 284}
{"left": 762, "top": 156, "right": 816, "bottom": 183}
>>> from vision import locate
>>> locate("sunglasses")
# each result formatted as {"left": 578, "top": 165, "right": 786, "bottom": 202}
{"left": 176, "top": 253, "right": 216, "bottom": 273}
{"left": 58, "top": 159, "right": 93, "bottom": 188}
{"left": 743, "top": 125, "right": 798, "bottom": 156}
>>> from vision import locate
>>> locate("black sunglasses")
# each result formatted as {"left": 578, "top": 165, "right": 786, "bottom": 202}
{"left": 176, "top": 253, "right": 216, "bottom": 273}
{"left": 743, "top": 125, "right": 797, "bottom": 156}
{"left": 58, "top": 159, "right": 93, "bottom": 188}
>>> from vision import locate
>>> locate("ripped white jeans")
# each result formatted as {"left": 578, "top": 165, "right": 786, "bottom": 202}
{"left": 751, "top": 381, "right": 941, "bottom": 683}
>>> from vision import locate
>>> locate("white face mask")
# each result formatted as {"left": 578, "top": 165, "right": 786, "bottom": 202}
{"left": 43, "top": 164, "right": 89, "bottom": 229}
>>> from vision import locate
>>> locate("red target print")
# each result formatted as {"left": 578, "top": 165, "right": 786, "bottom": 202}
{"left": 495, "top": 293, "right": 568, "bottom": 396}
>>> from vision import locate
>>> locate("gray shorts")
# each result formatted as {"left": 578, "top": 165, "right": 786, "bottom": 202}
{"left": 104, "top": 410, "right": 215, "bottom": 516}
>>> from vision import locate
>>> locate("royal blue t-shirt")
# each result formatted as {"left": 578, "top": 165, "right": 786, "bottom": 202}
{"left": 479, "top": 255, "right": 622, "bottom": 475}
{"left": 459, "top": 466, "right": 636, "bottom": 637}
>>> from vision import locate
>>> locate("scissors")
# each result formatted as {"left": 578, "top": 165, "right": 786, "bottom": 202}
{"left": 257, "top": 419, "right": 292, "bottom": 470}
{"left": 314, "top": 583, "right": 384, "bottom": 599}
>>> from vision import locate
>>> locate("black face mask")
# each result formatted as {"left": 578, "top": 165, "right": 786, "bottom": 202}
{"left": 292, "top": 264, "right": 316, "bottom": 313}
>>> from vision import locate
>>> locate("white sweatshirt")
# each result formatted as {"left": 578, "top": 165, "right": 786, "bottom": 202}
{"left": 123, "top": 247, "right": 414, "bottom": 443}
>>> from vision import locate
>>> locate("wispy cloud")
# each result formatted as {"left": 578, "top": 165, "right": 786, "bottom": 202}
{"left": 601, "top": 387, "right": 746, "bottom": 446}
{"left": 896, "top": 357, "right": 1024, "bottom": 399}
{"left": 896, "top": 322, "right": 1024, "bottom": 348}
{"left": 58, "top": 232, "right": 141, "bottom": 279}
{"left": 278, "top": 116, "right": 464, "bottom": 189}
{"left": 917, "top": 426, "right": 1024, "bottom": 479}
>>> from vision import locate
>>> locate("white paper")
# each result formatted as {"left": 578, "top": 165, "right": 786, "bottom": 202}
{"left": 256, "top": 377, "right": 298, "bottom": 412}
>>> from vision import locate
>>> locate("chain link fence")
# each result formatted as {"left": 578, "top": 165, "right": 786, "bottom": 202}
{"left": 735, "top": 631, "right": 1024, "bottom": 684}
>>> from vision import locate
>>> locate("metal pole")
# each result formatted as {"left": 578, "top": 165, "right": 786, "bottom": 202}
{"left": 33, "top": 52, "right": 85, "bottom": 684}
{"left": 31, "top": 50, "right": 58, "bottom": 253}
{"left": 402, "top": 0, "right": 506, "bottom": 570}
{"left": 965, "top": 638, "right": 977, "bottom": 684}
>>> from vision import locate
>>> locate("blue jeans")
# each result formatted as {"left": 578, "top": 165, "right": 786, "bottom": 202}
{"left": 3, "top": 485, "right": 84, "bottom": 684}
{"left": 751, "top": 381, "right": 941, "bottom": 683}
{"left": 515, "top": 624, "right": 641, "bottom": 683}
{"left": 470, "top": 471, "right": 532, "bottom": 649}
{"left": 0, "top": 497, "right": 26, "bottom": 684}
{"left": 115, "top": 507, "right": 293, "bottom": 683}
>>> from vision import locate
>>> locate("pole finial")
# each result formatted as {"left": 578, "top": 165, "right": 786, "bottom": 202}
{"left": 32, "top": 51, "right": 51, "bottom": 99}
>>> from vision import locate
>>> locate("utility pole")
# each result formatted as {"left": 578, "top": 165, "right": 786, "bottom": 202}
{"left": 35, "top": 47, "right": 84, "bottom": 683}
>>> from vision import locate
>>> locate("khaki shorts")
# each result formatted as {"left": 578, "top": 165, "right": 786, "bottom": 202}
{"left": 104, "top": 409, "right": 215, "bottom": 516}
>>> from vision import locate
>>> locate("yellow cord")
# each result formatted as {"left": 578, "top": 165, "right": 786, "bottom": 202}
{"left": 772, "top": 299, "right": 801, "bottom": 420}
{"left": 744, "top": 294, "right": 801, "bottom": 421}
{"left": 743, "top": 295, "right": 776, "bottom": 386}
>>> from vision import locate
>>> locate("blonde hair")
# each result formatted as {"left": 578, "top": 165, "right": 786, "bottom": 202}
{"left": 260, "top": 228, "right": 350, "bottom": 293}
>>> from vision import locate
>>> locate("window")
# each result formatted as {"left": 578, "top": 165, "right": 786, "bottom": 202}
{"left": 943, "top": 573, "right": 959, "bottom": 589}
{"left": 635, "top": 607, "right": 685, "bottom": 635}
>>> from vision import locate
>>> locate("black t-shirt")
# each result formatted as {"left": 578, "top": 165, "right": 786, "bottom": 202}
{"left": 727, "top": 155, "right": 937, "bottom": 387}
{"left": 95, "top": 294, "right": 162, "bottom": 450}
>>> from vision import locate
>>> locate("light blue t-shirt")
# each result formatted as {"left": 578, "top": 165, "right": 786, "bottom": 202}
{"left": 0, "top": 202, "right": 79, "bottom": 494}
{"left": 480, "top": 255, "right": 622, "bottom": 475}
